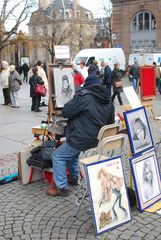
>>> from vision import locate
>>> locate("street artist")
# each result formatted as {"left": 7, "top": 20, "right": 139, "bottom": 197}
{"left": 46, "top": 71, "right": 115, "bottom": 197}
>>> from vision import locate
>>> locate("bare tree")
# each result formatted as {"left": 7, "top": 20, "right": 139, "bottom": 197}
{"left": 96, "top": 0, "right": 113, "bottom": 47}
{"left": 42, "top": 20, "right": 74, "bottom": 63}
{"left": 0, "top": 0, "right": 37, "bottom": 60}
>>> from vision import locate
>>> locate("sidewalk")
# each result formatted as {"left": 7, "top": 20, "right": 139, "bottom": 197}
{"left": 0, "top": 78, "right": 161, "bottom": 240}
{"left": 0, "top": 82, "right": 48, "bottom": 155}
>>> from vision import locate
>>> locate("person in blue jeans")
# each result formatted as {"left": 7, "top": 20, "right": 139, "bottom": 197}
{"left": 129, "top": 60, "right": 140, "bottom": 91}
{"left": 46, "top": 77, "right": 115, "bottom": 197}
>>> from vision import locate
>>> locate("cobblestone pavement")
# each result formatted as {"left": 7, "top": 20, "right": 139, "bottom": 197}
{"left": 0, "top": 78, "right": 161, "bottom": 240}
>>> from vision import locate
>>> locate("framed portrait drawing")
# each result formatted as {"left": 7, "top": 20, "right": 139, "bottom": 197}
{"left": 86, "top": 156, "right": 131, "bottom": 235}
{"left": 130, "top": 150, "right": 161, "bottom": 212}
{"left": 123, "top": 106, "right": 154, "bottom": 156}
{"left": 53, "top": 65, "right": 75, "bottom": 108}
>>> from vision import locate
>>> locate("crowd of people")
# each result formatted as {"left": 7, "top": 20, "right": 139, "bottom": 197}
{"left": 0, "top": 60, "right": 48, "bottom": 112}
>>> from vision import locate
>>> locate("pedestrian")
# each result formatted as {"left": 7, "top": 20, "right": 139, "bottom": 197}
{"left": 111, "top": 62, "right": 124, "bottom": 105}
{"left": 83, "top": 64, "right": 101, "bottom": 88}
{"left": 80, "top": 61, "right": 88, "bottom": 79}
{"left": 46, "top": 78, "right": 115, "bottom": 197}
{"left": 72, "top": 65, "right": 84, "bottom": 92}
{"left": 153, "top": 62, "right": 161, "bottom": 94}
{"left": 102, "top": 62, "right": 112, "bottom": 96}
{"left": 93, "top": 59, "right": 100, "bottom": 77}
{"left": 21, "top": 62, "right": 29, "bottom": 83}
{"left": 99, "top": 61, "right": 106, "bottom": 83}
{"left": 9, "top": 65, "right": 22, "bottom": 108}
{"left": 29, "top": 67, "right": 44, "bottom": 112}
{"left": 0, "top": 61, "right": 11, "bottom": 105}
{"left": 37, "top": 60, "right": 48, "bottom": 107}
{"left": 15, "top": 62, "right": 22, "bottom": 75}
{"left": 129, "top": 60, "right": 140, "bottom": 91}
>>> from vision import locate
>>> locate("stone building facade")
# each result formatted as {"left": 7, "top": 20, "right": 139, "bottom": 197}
{"left": 111, "top": 0, "right": 161, "bottom": 59}
{"left": 28, "top": 0, "right": 97, "bottom": 64}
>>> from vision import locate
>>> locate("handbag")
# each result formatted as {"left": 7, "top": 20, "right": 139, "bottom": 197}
{"left": 35, "top": 84, "right": 47, "bottom": 97}
{"left": 114, "top": 81, "right": 123, "bottom": 88}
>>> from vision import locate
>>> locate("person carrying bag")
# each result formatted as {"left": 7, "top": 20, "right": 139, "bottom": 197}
{"left": 29, "top": 66, "right": 44, "bottom": 112}
{"left": 111, "top": 62, "right": 124, "bottom": 105}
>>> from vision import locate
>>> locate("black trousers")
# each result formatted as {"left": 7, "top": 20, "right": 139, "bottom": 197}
{"left": 2, "top": 88, "right": 11, "bottom": 104}
{"left": 31, "top": 96, "right": 41, "bottom": 112}
{"left": 111, "top": 91, "right": 123, "bottom": 105}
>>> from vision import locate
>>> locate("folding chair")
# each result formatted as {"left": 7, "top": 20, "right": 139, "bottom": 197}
{"left": 79, "top": 123, "right": 120, "bottom": 159}
{"left": 74, "top": 133, "right": 126, "bottom": 216}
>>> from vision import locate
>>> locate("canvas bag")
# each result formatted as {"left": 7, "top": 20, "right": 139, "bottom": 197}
{"left": 35, "top": 84, "right": 47, "bottom": 97}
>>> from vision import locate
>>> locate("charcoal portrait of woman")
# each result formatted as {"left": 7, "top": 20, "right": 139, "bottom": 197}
{"left": 132, "top": 117, "right": 151, "bottom": 152}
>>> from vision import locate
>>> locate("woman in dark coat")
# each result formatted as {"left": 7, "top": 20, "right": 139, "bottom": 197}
{"left": 29, "top": 67, "right": 44, "bottom": 112}
{"left": 111, "top": 62, "right": 123, "bottom": 105}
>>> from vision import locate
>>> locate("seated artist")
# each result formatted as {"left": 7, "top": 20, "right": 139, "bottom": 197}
{"left": 46, "top": 69, "right": 115, "bottom": 197}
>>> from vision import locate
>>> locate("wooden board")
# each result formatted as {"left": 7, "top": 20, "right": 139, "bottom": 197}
{"left": 18, "top": 147, "right": 42, "bottom": 185}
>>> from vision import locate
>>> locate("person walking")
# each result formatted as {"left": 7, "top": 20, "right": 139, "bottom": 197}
{"left": 0, "top": 61, "right": 11, "bottom": 105}
{"left": 72, "top": 65, "right": 85, "bottom": 92}
{"left": 37, "top": 60, "right": 48, "bottom": 106}
{"left": 9, "top": 65, "right": 22, "bottom": 108}
{"left": 153, "top": 62, "right": 161, "bottom": 94}
{"left": 83, "top": 65, "right": 101, "bottom": 88}
{"left": 129, "top": 60, "right": 140, "bottom": 91}
{"left": 93, "top": 59, "right": 100, "bottom": 77}
{"left": 102, "top": 62, "right": 112, "bottom": 96}
{"left": 46, "top": 80, "right": 115, "bottom": 197}
{"left": 80, "top": 61, "right": 88, "bottom": 80}
{"left": 21, "top": 62, "right": 29, "bottom": 83}
{"left": 111, "top": 62, "right": 124, "bottom": 105}
{"left": 29, "top": 67, "right": 44, "bottom": 112}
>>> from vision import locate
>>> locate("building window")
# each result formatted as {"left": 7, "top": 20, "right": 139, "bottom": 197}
{"left": 131, "top": 11, "right": 156, "bottom": 31}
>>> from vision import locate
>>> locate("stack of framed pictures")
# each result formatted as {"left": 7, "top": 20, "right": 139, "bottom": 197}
{"left": 86, "top": 156, "right": 132, "bottom": 235}
{"left": 123, "top": 106, "right": 161, "bottom": 212}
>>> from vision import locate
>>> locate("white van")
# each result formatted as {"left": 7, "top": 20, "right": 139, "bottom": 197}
{"left": 73, "top": 48, "right": 126, "bottom": 71}
{"left": 129, "top": 53, "right": 161, "bottom": 66}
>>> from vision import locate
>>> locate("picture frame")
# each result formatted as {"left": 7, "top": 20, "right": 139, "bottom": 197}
{"left": 123, "top": 106, "right": 154, "bottom": 156}
{"left": 130, "top": 150, "right": 161, "bottom": 212}
{"left": 53, "top": 65, "right": 75, "bottom": 108}
{"left": 86, "top": 156, "right": 131, "bottom": 235}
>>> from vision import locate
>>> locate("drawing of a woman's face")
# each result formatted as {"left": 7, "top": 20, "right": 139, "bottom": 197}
{"left": 135, "top": 122, "right": 145, "bottom": 141}
{"left": 143, "top": 161, "right": 153, "bottom": 185}
{"left": 133, "top": 118, "right": 146, "bottom": 141}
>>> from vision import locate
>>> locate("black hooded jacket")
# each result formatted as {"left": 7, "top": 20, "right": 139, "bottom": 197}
{"left": 62, "top": 84, "right": 115, "bottom": 151}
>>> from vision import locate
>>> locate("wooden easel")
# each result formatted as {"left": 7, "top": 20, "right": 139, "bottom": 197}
{"left": 141, "top": 97, "right": 156, "bottom": 118}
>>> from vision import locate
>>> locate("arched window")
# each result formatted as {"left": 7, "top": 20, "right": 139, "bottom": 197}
{"left": 131, "top": 11, "right": 156, "bottom": 31}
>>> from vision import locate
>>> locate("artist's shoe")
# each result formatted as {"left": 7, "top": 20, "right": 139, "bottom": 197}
{"left": 67, "top": 175, "right": 79, "bottom": 186}
{"left": 46, "top": 187, "right": 69, "bottom": 197}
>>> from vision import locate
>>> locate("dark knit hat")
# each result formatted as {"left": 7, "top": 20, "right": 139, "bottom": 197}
{"left": 84, "top": 76, "right": 101, "bottom": 88}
